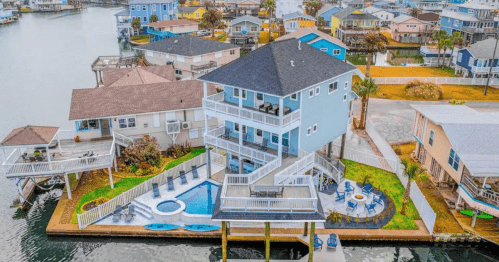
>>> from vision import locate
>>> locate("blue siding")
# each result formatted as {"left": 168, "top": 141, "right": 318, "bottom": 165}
{"left": 224, "top": 86, "right": 238, "bottom": 104}
{"left": 284, "top": 93, "right": 300, "bottom": 111}
{"left": 309, "top": 39, "right": 346, "bottom": 61}
{"left": 130, "top": 1, "right": 177, "bottom": 25}
{"left": 456, "top": 49, "right": 473, "bottom": 70}
{"left": 318, "top": 7, "right": 342, "bottom": 27}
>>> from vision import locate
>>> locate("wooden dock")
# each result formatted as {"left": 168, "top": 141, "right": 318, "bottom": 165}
{"left": 11, "top": 177, "right": 51, "bottom": 209}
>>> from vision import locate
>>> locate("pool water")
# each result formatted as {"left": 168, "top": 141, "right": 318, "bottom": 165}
{"left": 176, "top": 181, "right": 220, "bottom": 215}
{"left": 157, "top": 201, "right": 181, "bottom": 212}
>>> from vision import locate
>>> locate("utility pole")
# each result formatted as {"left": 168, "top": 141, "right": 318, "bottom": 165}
{"left": 484, "top": 34, "right": 499, "bottom": 96}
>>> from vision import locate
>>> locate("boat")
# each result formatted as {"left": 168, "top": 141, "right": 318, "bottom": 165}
{"left": 143, "top": 223, "right": 181, "bottom": 231}
{"left": 183, "top": 224, "right": 220, "bottom": 232}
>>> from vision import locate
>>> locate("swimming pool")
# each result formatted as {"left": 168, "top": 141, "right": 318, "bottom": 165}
{"left": 157, "top": 200, "right": 181, "bottom": 213}
{"left": 176, "top": 181, "right": 220, "bottom": 215}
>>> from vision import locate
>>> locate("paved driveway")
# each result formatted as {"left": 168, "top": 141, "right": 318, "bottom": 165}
{"left": 353, "top": 99, "right": 499, "bottom": 143}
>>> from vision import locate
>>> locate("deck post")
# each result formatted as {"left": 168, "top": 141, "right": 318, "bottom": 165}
{"left": 64, "top": 173, "right": 72, "bottom": 199}
{"left": 46, "top": 146, "right": 52, "bottom": 171}
{"left": 456, "top": 194, "right": 462, "bottom": 210}
{"left": 265, "top": 222, "right": 270, "bottom": 262}
{"left": 108, "top": 167, "right": 114, "bottom": 189}
{"left": 57, "top": 134, "right": 62, "bottom": 154}
{"left": 99, "top": 70, "right": 103, "bottom": 85}
{"left": 471, "top": 210, "right": 478, "bottom": 228}
{"left": 239, "top": 157, "right": 244, "bottom": 174}
{"left": 222, "top": 221, "right": 227, "bottom": 262}
{"left": 340, "top": 133, "right": 347, "bottom": 159}
{"left": 94, "top": 71, "right": 99, "bottom": 87}
{"left": 206, "top": 146, "right": 211, "bottom": 179}
{"left": 309, "top": 222, "right": 315, "bottom": 262}
{"left": 113, "top": 154, "right": 118, "bottom": 171}
{"left": 303, "top": 222, "right": 308, "bottom": 236}
{"left": 16, "top": 178, "right": 25, "bottom": 203}
{"left": 75, "top": 172, "right": 79, "bottom": 180}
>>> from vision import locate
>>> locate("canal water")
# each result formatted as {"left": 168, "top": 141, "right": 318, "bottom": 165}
{"left": 1, "top": 6, "right": 499, "bottom": 262}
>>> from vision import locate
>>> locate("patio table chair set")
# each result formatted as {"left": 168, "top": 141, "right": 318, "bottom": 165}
{"left": 259, "top": 102, "right": 292, "bottom": 116}
{"left": 21, "top": 151, "right": 56, "bottom": 163}
{"left": 249, "top": 185, "right": 284, "bottom": 198}
{"left": 112, "top": 204, "right": 135, "bottom": 223}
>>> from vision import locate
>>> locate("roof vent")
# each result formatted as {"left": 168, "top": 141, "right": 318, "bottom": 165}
{"left": 298, "top": 40, "right": 302, "bottom": 50}
{"left": 290, "top": 60, "right": 295, "bottom": 67}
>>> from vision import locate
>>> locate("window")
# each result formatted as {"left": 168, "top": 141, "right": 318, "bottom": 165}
{"left": 329, "top": 82, "right": 338, "bottom": 94}
{"left": 142, "top": 5, "right": 146, "bottom": 11}
{"left": 175, "top": 69, "right": 182, "bottom": 75}
{"left": 234, "top": 88, "right": 240, "bottom": 98}
{"left": 344, "top": 81, "right": 348, "bottom": 89}
{"left": 448, "top": 149, "right": 460, "bottom": 171}
{"left": 131, "top": 5, "right": 135, "bottom": 10}
{"left": 196, "top": 12, "right": 200, "bottom": 18}
{"left": 230, "top": 50, "right": 235, "bottom": 55}
{"left": 457, "top": 53, "right": 462, "bottom": 63}
{"left": 143, "top": 16, "right": 147, "bottom": 22}
{"left": 315, "top": 86, "right": 320, "bottom": 96}
{"left": 429, "top": 130, "right": 434, "bottom": 146}
{"left": 163, "top": 4, "right": 166, "bottom": 10}
{"left": 215, "top": 51, "right": 223, "bottom": 58}
{"left": 136, "top": 5, "right": 139, "bottom": 10}
{"left": 242, "top": 125, "right": 247, "bottom": 133}
{"left": 251, "top": 26, "right": 258, "bottom": 31}
{"left": 152, "top": 4, "right": 156, "bottom": 11}
{"left": 118, "top": 116, "right": 136, "bottom": 129}
{"left": 194, "top": 109, "right": 204, "bottom": 121}
{"left": 307, "top": 127, "right": 312, "bottom": 136}
{"left": 313, "top": 124, "right": 318, "bottom": 133}
{"left": 193, "top": 56, "right": 201, "bottom": 63}
{"left": 406, "top": 24, "right": 416, "bottom": 28}
{"left": 234, "top": 123, "right": 239, "bottom": 132}
{"left": 177, "top": 55, "right": 185, "bottom": 62}
{"left": 256, "top": 93, "right": 263, "bottom": 101}
{"left": 333, "top": 49, "right": 341, "bottom": 55}
{"left": 343, "top": 94, "right": 347, "bottom": 101}
{"left": 235, "top": 25, "right": 241, "bottom": 31}
{"left": 76, "top": 119, "right": 100, "bottom": 131}
{"left": 290, "top": 93, "right": 298, "bottom": 101}
{"left": 309, "top": 88, "right": 314, "bottom": 98}
{"left": 189, "top": 129, "right": 199, "bottom": 139}
{"left": 320, "top": 48, "right": 328, "bottom": 52}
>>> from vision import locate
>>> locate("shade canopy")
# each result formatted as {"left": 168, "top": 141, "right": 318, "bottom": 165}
{"left": 0, "top": 125, "right": 60, "bottom": 147}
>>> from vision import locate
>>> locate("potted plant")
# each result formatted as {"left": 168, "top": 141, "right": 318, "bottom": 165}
{"left": 74, "top": 136, "right": 80, "bottom": 142}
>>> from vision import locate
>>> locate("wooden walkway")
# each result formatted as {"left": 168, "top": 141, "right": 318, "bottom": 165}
{"left": 451, "top": 210, "right": 499, "bottom": 245}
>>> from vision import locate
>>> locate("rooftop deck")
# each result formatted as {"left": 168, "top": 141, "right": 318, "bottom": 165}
{"left": 91, "top": 56, "right": 139, "bottom": 72}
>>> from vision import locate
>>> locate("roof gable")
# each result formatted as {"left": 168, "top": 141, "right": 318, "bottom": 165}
{"left": 1, "top": 126, "right": 59, "bottom": 146}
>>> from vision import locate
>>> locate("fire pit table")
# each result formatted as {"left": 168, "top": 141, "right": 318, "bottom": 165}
{"left": 351, "top": 193, "right": 368, "bottom": 206}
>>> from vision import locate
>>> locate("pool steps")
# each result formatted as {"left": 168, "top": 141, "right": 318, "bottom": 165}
{"left": 131, "top": 200, "right": 154, "bottom": 220}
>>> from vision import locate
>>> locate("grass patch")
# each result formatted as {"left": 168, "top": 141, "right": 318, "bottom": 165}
{"left": 374, "top": 84, "right": 499, "bottom": 101}
{"left": 130, "top": 35, "right": 149, "bottom": 43}
{"left": 347, "top": 54, "right": 374, "bottom": 66}
{"left": 342, "top": 159, "right": 420, "bottom": 230}
{"left": 71, "top": 148, "right": 206, "bottom": 223}
{"left": 356, "top": 66, "right": 455, "bottom": 77}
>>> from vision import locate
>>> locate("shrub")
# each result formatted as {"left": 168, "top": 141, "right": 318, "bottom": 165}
{"left": 449, "top": 99, "right": 466, "bottom": 105}
{"left": 405, "top": 80, "right": 443, "bottom": 100}
{"left": 166, "top": 142, "right": 192, "bottom": 159}
{"left": 121, "top": 135, "right": 161, "bottom": 167}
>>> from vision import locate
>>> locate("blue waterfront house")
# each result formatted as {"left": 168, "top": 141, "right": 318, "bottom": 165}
{"left": 439, "top": 3, "right": 497, "bottom": 45}
{"left": 276, "top": 27, "right": 348, "bottom": 62}
{"left": 129, "top": 0, "right": 178, "bottom": 26}
{"left": 455, "top": 38, "right": 499, "bottom": 78}
{"left": 404, "top": 0, "right": 448, "bottom": 12}
{"left": 317, "top": 4, "right": 341, "bottom": 27}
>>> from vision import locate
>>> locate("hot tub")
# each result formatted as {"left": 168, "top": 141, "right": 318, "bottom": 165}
{"left": 157, "top": 201, "right": 181, "bottom": 213}
{"left": 151, "top": 199, "right": 185, "bottom": 223}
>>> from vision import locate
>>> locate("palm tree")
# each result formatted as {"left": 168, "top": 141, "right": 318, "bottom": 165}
{"left": 202, "top": 9, "right": 222, "bottom": 37}
{"left": 150, "top": 14, "right": 158, "bottom": 23}
{"left": 361, "top": 31, "right": 388, "bottom": 77}
{"left": 409, "top": 7, "right": 421, "bottom": 18}
{"left": 263, "top": 0, "right": 276, "bottom": 42}
{"left": 305, "top": 0, "right": 323, "bottom": 17}
{"left": 352, "top": 78, "right": 379, "bottom": 130}
{"left": 432, "top": 30, "right": 447, "bottom": 67}
{"left": 447, "top": 31, "right": 463, "bottom": 68}
{"left": 400, "top": 159, "right": 419, "bottom": 215}
{"left": 131, "top": 17, "right": 141, "bottom": 36}
{"left": 439, "top": 37, "right": 453, "bottom": 68}
{"left": 317, "top": 16, "right": 326, "bottom": 31}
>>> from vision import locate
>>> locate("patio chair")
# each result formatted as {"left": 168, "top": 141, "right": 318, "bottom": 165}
{"left": 167, "top": 177, "right": 175, "bottom": 191}
{"left": 314, "top": 234, "right": 323, "bottom": 250}
{"left": 335, "top": 190, "right": 345, "bottom": 202}
{"left": 21, "top": 155, "right": 29, "bottom": 163}
{"left": 125, "top": 205, "right": 135, "bottom": 223}
{"left": 276, "top": 186, "right": 284, "bottom": 197}
{"left": 29, "top": 156, "right": 36, "bottom": 162}
{"left": 223, "top": 127, "right": 230, "bottom": 139}
{"left": 283, "top": 106, "right": 291, "bottom": 115}
{"left": 327, "top": 234, "right": 338, "bottom": 250}
{"left": 365, "top": 202, "right": 376, "bottom": 214}
{"left": 259, "top": 138, "right": 268, "bottom": 151}
{"left": 362, "top": 183, "right": 372, "bottom": 195}
{"left": 242, "top": 132, "right": 248, "bottom": 145}
{"left": 249, "top": 187, "right": 257, "bottom": 197}
{"left": 373, "top": 192, "right": 384, "bottom": 205}
{"left": 192, "top": 165, "right": 199, "bottom": 179}
{"left": 282, "top": 146, "right": 289, "bottom": 159}
{"left": 112, "top": 205, "right": 123, "bottom": 223}
{"left": 259, "top": 102, "right": 271, "bottom": 113}
{"left": 268, "top": 104, "right": 279, "bottom": 116}
{"left": 344, "top": 181, "right": 354, "bottom": 194}
{"left": 180, "top": 171, "right": 188, "bottom": 185}
{"left": 346, "top": 200, "right": 358, "bottom": 212}
{"left": 152, "top": 183, "right": 160, "bottom": 198}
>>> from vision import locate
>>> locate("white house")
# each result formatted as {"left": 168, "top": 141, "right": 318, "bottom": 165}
{"left": 361, "top": 6, "right": 394, "bottom": 27}
{"left": 276, "top": 0, "right": 303, "bottom": 18}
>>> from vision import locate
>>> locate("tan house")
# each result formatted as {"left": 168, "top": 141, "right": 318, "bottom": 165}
{"left": 145, "top": 19, "right": 199, "bottom": 35}
{"left": 411, "top": 104, "right": 499, "bottom": 222}
{"left": 69, "top": 65, "right": 219, "bottom": 150}
{"left": 134, "top": 35, "right": 241, "bottom": 80}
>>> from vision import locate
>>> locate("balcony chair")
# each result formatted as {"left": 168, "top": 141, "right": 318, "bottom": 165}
{"left": 346, "top": 200, "right": 358, "bottom": 212}
{"left": 125, "top": 205, "right": 135, "bottom": 223}
{"left": 167, "top": 177, "right": 175, "bottom": 191}
{"left": 327, "top": 234, "right": 338, "bottom": 250}
{"left": 180, "top": 171, "right": 188, "bottom": 185}
{"left": 250, "top": 187, "right": 257, "bottom": 197}
{"left": 276, "top": 186, "right": 284, "bottom": 197}
{"left": 268, "top": 104, "right": 279, "bottom": 116}
{"left": 344, "top": 181, "right": 354, "bottom": 195}
{"left": 365, "top": 202, "right": 376, "bottom": 214}
{"left": 242, "top": 132, "right": 248, "bottom": 145}
{"left": 192, "top": 165, "right": 199, "bottom": 179}
{"left": 373, "top": 192, "right": 384, "bottom": 205}
{"left": 282, "top": 146, "right": 289, "bottom": 158}
{"left": 223, "top": 127, "right": 230, "bottom": 139}
{"left": 29, "top": 156, "right": 36, "bottom": 162}
{"left": 152, "top": 183, "right": 160, "bottom": 198}
{"left": 283, "top": 106, "right": 291, "bottom": 115}
{"left": 314, "top": 234, "right": 323, "bottom": 250}
{"left": 335, "top": 190, "right": 345, "bottom": 202}
{"left": 259, "top": 138, "right": 268, "bottom": 151}
{"left": 362, "top": 183, "right": 372, "bottom": 195}
{"left": 112, "top": 205, "right": 123, "bottom": 223}
{"left": 21, "top": 155, "right": 29, "bottom": 163}
{"left": 259, "top": 102, "right": 271, "bottom": 113}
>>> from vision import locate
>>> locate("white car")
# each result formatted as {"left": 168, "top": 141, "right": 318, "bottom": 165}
{"left": 197, "top": 30, "right": 210, "bottom": 36}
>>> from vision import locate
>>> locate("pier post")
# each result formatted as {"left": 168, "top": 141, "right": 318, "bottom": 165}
{"left": 265, "top": 222, "right": 270, "bottom": 262}
{"left": 222, "top": 221, "right": 227, "bottom": 262}
{"left": 75, "top": 172, "right": 79, "bottom": 180}
{"left": 309, "top": 222, "right": 315, "bottom": 262}
{"left": 64, "top": 173, "right": 72, "bottom": 199}
{"left": 303, "top": 222, "right": 308, "bottom": 236}
{"left": 340, "top": 133, "right": 346, "bottom": 159}
{"left": 471, "top": 210, "right": 478, "bottom": 228}
{"left": 455, "top": 194, "right": 462, "bottom": 210}
{"left": 108, "top": 167, "right": 114, "bottom": 189}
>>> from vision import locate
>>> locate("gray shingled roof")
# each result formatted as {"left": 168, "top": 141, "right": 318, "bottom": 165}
{"left": 283, "top": 12, "right": 316, "bottom": 21}
{"left": 458, "top": 2, "right": 494, "bottom": 10}
{"left": 466, "top": 38, "right": 499, "bottom": 59}
{"left": 199, "top": 38, "right": 356, "bottom": 96}
{"left": 134, "top": 35, "right": 239, "bottom": 57}
{"left": 333, "top": 8, "right": 379, "bottom": 20}
{"left": 231, "top": 15, "right": 262, "bottom": 26}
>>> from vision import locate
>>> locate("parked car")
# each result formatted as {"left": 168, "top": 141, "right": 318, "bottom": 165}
{"left": 197, "top": 30, "right": 210, "bottom": 36}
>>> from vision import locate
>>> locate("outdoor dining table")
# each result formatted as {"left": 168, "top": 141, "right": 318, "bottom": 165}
{"left": 254, "top": 185, "right": 282, "bottom": 197}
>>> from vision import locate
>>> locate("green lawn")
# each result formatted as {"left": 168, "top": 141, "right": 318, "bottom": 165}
{"left": 71, "top": 148, "right": 206, "bottom": 223}
{"left": 342, "top": 159, "right": 420, "bottom": 230}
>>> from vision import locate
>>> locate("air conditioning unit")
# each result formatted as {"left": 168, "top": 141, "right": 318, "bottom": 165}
{"left": 181, "top": 121, "right": 192, "bottom": 129}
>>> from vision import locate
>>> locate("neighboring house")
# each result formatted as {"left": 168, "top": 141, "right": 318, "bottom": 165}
{"left": 439, "top": 3, "right": 498, "bottom": 45}
{"left": 69, "top": 65, "right": 219, "bottom": 150}
{"left": 129, "top": 0, "right": 178, "bottom": 25}
{"left": 145, "top": 19, "right": 199, "bottom": 42}
{"left": 341, "top": 0, "right": 365, "bottom": 10}
{"left": 420, "top": 45, "right": 455, "bottom": 66}
{"left": 468, "top": 0, "right": 499, "bottom": 9}
{"left": 199, "top": 39, "right": 356, "bottom": 233}
{"left": 317, "top": 4, "right": 342, "bottom": 27}
{"left": 29, "top": 0, "right": 63, "bottom": 11}
{"left": 276, "top": 0, "right": 303, "bottom": 19}
{"left": 446, "top": 0, "right": 466, "bottom": 5}
{"left": 373, "top": 1, "right": 408, "bottom": 17}
{"left": 402, "top": 0, "right": 448, "bottom": 12}
{"left": 225, "top": 0, "right": 260, "bottom": 15}
{"left": 283, "top": 12, "right": 316, "bottom": 33}
{"left": 0, "top": 2, "right": 15, "bottom": 23}
{"left": 229, "top": 15, "right": 261, "bottom": 49}
{"left": 417, "top": 12, "right": 440, "bottom": 26}
{"left": 276, "top": 27, "right": 349, "bottom": 62}
{"left": 134, "top": 35, "right": 240, "bottom": 79}
{"left": 454, "top": 38, "right": 499, "bottom": 78}
{"left": 390, "top": 15, "right": 435, "bottom": 43}
{"left": 114, "top": 9, "right": 132, "bottom": 38}
{"left": 361, "top": 6, "right": 394, "bottom": 27}
{"left": 177, "top": 6, "right": 206, "bottom": 20}
{"left": 331, "top": 9, "right": 380, "bottom": 46}
{"left": 411, "top": 104, "right": 499, "bottom": 221}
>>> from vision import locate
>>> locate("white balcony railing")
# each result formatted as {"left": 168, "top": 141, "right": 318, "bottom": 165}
{"left": 203, "top": 93, "right": 301, "bottom": 129}
{"left": 472, "top": 66, "right": 499, "bottom": 73}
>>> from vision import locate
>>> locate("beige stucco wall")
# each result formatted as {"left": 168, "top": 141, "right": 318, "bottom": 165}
{"left": 157, "top": 24, "right": 199, "bottom": 34}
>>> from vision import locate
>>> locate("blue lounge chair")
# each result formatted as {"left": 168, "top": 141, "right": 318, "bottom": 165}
{"left": 327, "top": 234, "right": 338, "bottom": 250}
{"left": 180, "top": 171, "right": 188, "bottom": 185}
{"left": 362, "top": 183, "right": 372, "bottom": 195}
{"left": 167, "top": 177, "right": 175, "bottom": 191}
{"left": 192, "top": 165, "right": 199, "bottom": 179}
{"left": 365, "top": 202, "right": 376, "bottom": 214}
{"left": 335, "top": 190, "right": 345, "bottom": 202}
{"left": 344, "top": 181, "right": 354, "bottom": 194}
{"left": 112, "top": 205, "right": 123, "bottom": 223}
{"left": 314, "top": 234, "right": 323, "bottom": 250}
{"left": 346, "top": 200, "right": 357, "bottom": 212}
{"left": 152, "top": 183, "right": 160, "bottom": 198}
{"left": 373, "top": 192, "right": 384, "bottom": 205}
{"left": 125, "top": 205, "right": 135, "bottom": 223}
{"left": 259, "top": 138, "right": 268, "bottom": 151}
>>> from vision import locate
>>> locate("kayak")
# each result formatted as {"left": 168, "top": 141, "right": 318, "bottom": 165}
{"left": 460, "top": 210, "right": 494, "bottom": 219}
{"left": 183, "top": 224, "right": 220, "bottom": 232}
{"left": 143, "top": 223, "right": 181, "bottom": 231}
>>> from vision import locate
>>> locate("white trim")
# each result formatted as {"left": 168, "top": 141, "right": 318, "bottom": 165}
{"left": 328, "top": 81, "right": 338, "bottom": 94}
{"left": 290, "top": 93, "right": 298, "bottom": 101}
